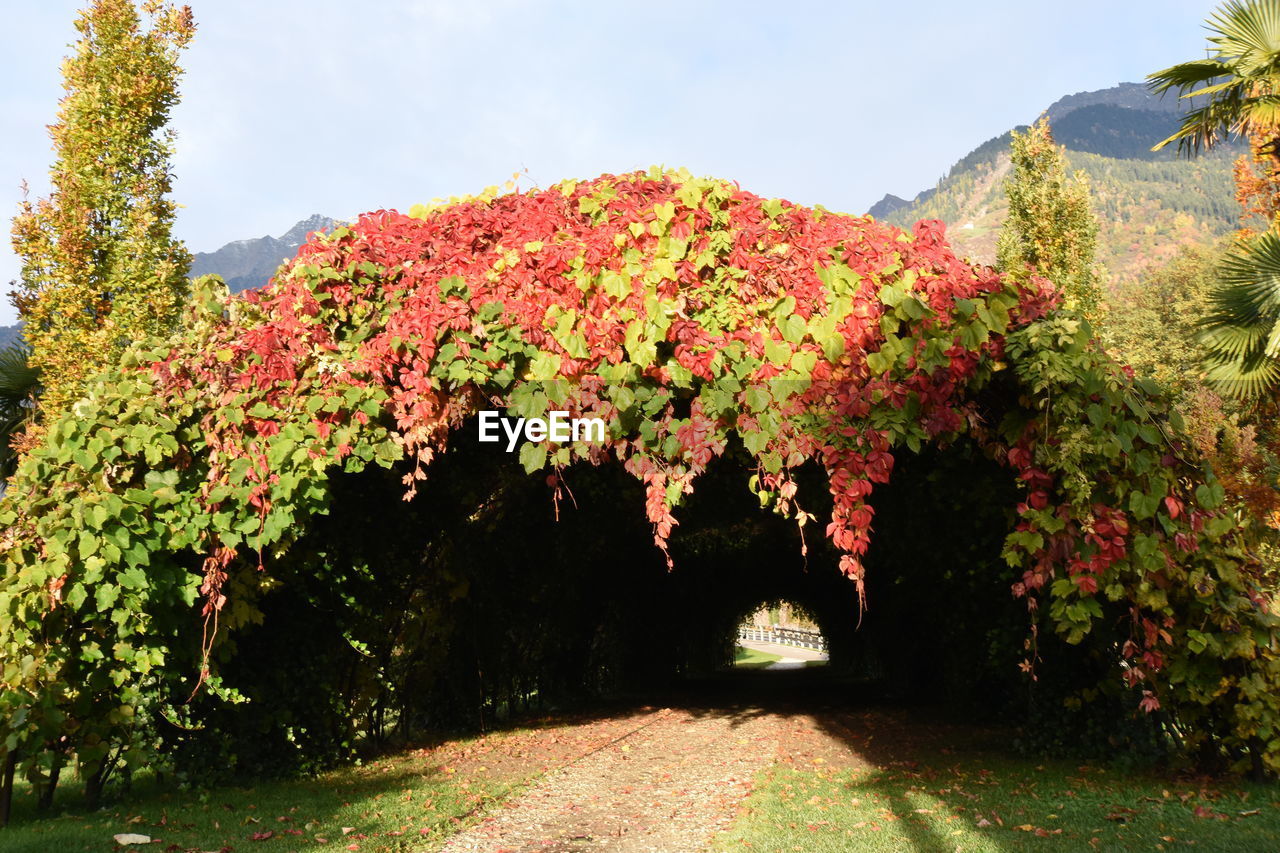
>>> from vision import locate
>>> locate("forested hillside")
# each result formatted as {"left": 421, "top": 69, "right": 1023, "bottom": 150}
{"left": 876, "top": 83, "right": 1245, "bottom": 284}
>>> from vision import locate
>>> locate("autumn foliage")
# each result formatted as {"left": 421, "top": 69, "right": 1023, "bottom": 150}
{"left": 1, "top": 169, "right": 1278, "bottom": 795}
{"left": 10, "top": 0, "right": 194, "bottom": 425}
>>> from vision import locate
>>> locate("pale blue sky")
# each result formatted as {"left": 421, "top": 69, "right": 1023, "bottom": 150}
{"left": 0, "top": 1, "right": 1220, "bottom": 324}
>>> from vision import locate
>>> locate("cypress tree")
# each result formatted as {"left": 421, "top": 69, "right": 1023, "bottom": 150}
{"left": 10, "top": 0, "right": 196, "bottom": 423}
{"left": 997, "top": 117, "right": 1103, "bottom": 326}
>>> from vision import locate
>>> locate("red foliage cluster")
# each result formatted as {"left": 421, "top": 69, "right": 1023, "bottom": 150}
{"left": 153, "top": 170, "right": 1058, "bottom": 608}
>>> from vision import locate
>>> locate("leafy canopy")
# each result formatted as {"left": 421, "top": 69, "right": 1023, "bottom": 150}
{"left": 1, "top": 169, "right": 1278, "bottom": 792}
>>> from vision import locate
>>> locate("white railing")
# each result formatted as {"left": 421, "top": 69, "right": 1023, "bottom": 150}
{"left": 738, "top": 626, "right": 827, "bottom": 652}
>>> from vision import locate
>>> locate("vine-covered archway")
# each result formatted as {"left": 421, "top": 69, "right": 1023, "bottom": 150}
{"left": 1, "top": 168, "right": 1278, "bottom": 795}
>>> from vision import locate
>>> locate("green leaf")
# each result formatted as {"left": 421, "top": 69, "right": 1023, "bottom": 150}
{"left": 119, "top": 567, "right": 148, "bottom": 591}
{"left": 65, "top": 583, "right": 88, "bottom": 611}
{"left": 95, "top": 584, "right": 119, "bottom": 612}
{"left": 528, "top": 352, "right": 562, "bottom": 381}
{"left": 741, "top": 428, "right": 770, "bottom": 455}
{"left": 518, "top": 441, "right": 547, "bottom": 473}
{"left": 1194, "top": 480, "right": 1225, "bottom": 510}
{"left": 744, "top": 386, "right": 771, "bottom": 412}
{"left": 763, "top": 336, "right": 791, "bottom": 365}
{"left": 782, "top": 315, "right": 806, "bottom": 344}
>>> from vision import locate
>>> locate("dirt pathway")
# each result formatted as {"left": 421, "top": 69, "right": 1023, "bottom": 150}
{"left": 435, "top": 706, "right": 787, "bottom": 853}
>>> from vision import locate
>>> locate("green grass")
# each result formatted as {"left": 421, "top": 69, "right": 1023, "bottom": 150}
{"left": 733, "top": 645, "right": 783, "bottom": 669}
{"left": 734, "top": 645, "right": 829, "bottom": 670}
{"left": 716, "top": 757, "right": 1280, "bottom": 852}
{"left": 0, "top": 739, "right": 537, "bottom": 852}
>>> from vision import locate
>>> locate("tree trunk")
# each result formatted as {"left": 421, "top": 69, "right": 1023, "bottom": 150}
{"left": 36, "top": 759, "right": 61, "bottom": 813}
{"left": 83, "top": 750, "right": 118, "bottom": 810}
{"left": 83, "top": 767, "right": 103, "bottom": 811}
{"left": 1249, "top": 737, "right": 1267, "bottom": 783}
{"left": 0, "top": 751, "right": 16, "bottom": 828}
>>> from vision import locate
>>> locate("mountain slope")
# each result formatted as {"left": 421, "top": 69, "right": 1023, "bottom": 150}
{"left": 873, "top": 83, "right": 1244, "bottom": 282}
{"left": 190, "top": 214, "right": 337, "bottom": 293}
{"left": 1043, "top": 81, "right": 1185, "bottom": 122}
{"left": 0, "top": 215, "right": 339, "bottom": 348}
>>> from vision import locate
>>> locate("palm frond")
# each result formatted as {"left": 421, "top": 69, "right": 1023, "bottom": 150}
{"left": 1207, "top": 0, "right": 1280, "bottom": 69}
{"left": 1153, "top": 95, "right": 1248, "bottom": 153}
{"left": 1149, "top": 1, "right": 1280, "bottom": 154}
{"left": 1204, "top": 350, "right": 1280, "bottom": 397}
{"left": 1217, "top": 231, "right": 1280, "bottom": 313}
{"left": 1148, "top": 59, "right": 1234, "bottom": 95}
{"left": 1200, "top": 230, "right": 1280, "bottom": 396}
{"left": 0, "top": 344, "right": 38, "bottom": 481}
{"left": 1181, "top": 76, "right": 1251, "bottom": 99}
{"left": 1201, "top": 320, "right": 1270, "bottom": 360}
{"left": 0, "top": 344, "right": 39, "bottom": 409}
{"left": 1239, "top": 93, "right": 1280, "bottom": 130}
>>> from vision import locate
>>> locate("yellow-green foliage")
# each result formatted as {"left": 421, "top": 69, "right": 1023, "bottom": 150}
{"left": 997, "top": 118, "right": 1104, "bottom": 325}
{"left": 10, "top": 0, "right": 195, "bottom": 421}
{"left": 1106, "top": 244, "right": 1222, "bottom": 394}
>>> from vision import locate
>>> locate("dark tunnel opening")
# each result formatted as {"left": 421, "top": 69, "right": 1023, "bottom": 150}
{"left": 173, "top": 425, "right": 1043, "bottom": 777}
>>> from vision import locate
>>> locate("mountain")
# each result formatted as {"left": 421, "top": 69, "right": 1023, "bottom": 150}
{"left": 1043, "top": 81, "right": 1185, "bottom": 122}
{"left": 0, "top": 215, "right": 338, "bottom": 347}
{"left": 190, "top": 214, "right": 337, "bottom": 294}
{"left": 868, "top": 189, "right": 934, "bottom": 220}
{"left": 872, "top": 83, "right": 1245, "bottom": 283}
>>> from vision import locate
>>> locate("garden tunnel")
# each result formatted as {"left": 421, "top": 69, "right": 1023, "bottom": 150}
{"left": 2, "top": 168, "right": 1280, "bottom": 806}
{"left": 178, "top": 428, "right": 1029, "bottom": 780}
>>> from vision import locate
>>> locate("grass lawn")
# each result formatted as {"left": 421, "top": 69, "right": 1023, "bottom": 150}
{"left": 0, "top": 734, "right": 539, "bottom": 852}
{"left": 716, "top": 756, "right": 1280, "bottom": 852}
{"left": 733, "top": 645, "right": 783, "bottom": 669}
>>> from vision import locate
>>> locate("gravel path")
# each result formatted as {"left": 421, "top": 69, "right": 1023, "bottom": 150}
{"left": 435, "top": 706, "right": 785, "bottom": 853}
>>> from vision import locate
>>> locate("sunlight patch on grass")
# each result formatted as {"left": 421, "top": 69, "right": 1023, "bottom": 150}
{"left": 716, "top": 758, "right": 1280, "bottom": 852}
{"left": 733, "top": 645, "right": 783, "bottom": 669}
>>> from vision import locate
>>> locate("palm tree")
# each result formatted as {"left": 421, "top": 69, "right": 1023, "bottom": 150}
{"left": 1149, "top": 0, "right": 1280, "bottom": 397}
{"left": 0, "top": 343, "right": 40, "bottom": 480}
{"left": 1149, "top": 0, "right": 1280, "bottom": 159}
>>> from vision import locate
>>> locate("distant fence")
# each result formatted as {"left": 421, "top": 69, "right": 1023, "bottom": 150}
{"left": 738, "top": 626, "right": 827, "bottom": 653}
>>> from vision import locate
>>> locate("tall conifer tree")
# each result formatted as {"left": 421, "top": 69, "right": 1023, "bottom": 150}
{"left": 997, "top": 117, "right": 1103, "bottom": 326}
{"left": 10, "top": 0, "right": 195, "bottom": 423}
